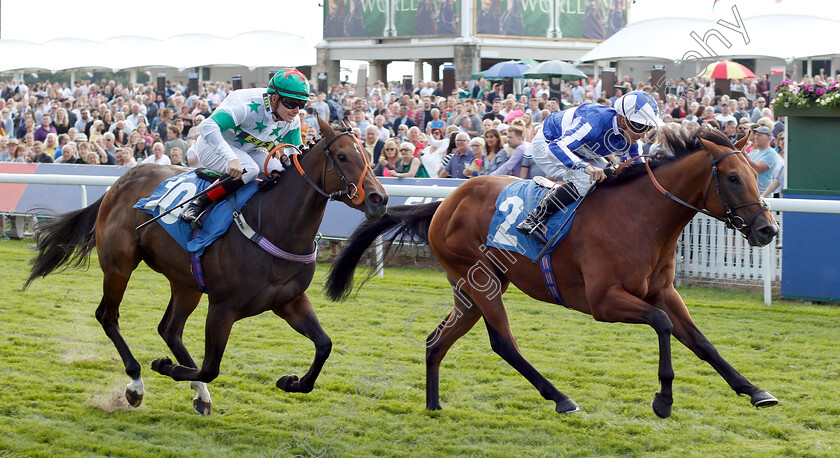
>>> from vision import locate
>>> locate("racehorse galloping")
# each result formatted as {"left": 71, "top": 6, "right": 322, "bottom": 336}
{"left": 25, "top": 117, "right": 387, "bottom": 415}
{"left": 326, "top": 128, "right": 779, "bottom": 417}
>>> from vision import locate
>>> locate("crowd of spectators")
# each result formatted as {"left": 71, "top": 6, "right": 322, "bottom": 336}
{"left": 309, "top": 72, "right": 807, "bottom": 197}
{"left": 2, "top": 69, "right": 824, "bottom": 200}
{"left": 0, "top": 78, "right": 220, "bottom": 168}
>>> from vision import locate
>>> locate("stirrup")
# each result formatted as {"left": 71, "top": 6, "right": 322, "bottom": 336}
{"left": 190, "top": 208, "right": 211, "bottom": 230}
{"left": 517, "top": 218, "right": 548, "bottom": 245}
{"left": 181, "top": 201, "right": 210, "bottom": 230}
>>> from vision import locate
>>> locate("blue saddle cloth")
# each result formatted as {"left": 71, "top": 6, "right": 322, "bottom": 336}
{"left": 134, "top": 171, "right": 259, "bottom": 256}
{"left": 486, "top": 179, "right": 581, "bottom": 261}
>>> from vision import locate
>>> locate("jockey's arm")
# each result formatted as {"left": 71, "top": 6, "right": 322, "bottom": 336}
{"left": 200, "top": 110, "right": 244, "bottom": 178}
{"left": 548, "top": 121, "right": 607, "bottom": 182}
{"left": 547, "top": 122, "right": 592, "bottom": 171}
{"left": 200, "top": 110, "right": 239, "bottom": 163}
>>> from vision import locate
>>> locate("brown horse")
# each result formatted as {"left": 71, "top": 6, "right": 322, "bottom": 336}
{"left": 326, "top": 127, "right": 779, "bottom": 417}
{"left": 25, "top": 117, "right": 387, "bottom": 415}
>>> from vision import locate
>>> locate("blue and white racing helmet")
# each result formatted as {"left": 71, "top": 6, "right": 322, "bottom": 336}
{"left": 613, "top": 91, "right": 664, "bottom": 128}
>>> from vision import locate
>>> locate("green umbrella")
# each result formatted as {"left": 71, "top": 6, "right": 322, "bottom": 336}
{"left": 473, "top": 60, "right": 538, "bottom": 80}
{"left": 523, "top": 60, "right": 587, "bottom": 80}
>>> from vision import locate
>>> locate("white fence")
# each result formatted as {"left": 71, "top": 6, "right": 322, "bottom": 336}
{"left": 4, "top": 173, "right": 840, "bottom": 306}
{"left": 676, "top": 213, "right": 782, "bottom": 284}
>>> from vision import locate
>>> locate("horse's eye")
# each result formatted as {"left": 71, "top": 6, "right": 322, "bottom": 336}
{"left": 337, "top": 154, "right": 347, "bottom": 162}
{"left": 727, "top": 174, "right": 740, "bottom": 184}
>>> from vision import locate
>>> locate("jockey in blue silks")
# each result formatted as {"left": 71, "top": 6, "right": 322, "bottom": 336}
{"left": 517, "top": 91, "right": 664, "bottom": 244}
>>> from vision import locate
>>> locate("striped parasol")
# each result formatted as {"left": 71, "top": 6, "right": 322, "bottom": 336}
{"left": 699, "top": 61, "right": 756, "bottom": 79}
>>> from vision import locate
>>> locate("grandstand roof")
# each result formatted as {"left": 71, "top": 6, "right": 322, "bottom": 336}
{"left": 578, "top": 15, "right": 839, "bottom": 63}
{"left": 0, "top": 31, "right": 316, "bottom": 73}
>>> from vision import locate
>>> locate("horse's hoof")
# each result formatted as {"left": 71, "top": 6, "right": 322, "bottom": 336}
{"left": 555, "top": 398, "right": 581, "bottom": 414}
{"left": 276, "top": 374, "right": 300, "bottom": 392}
{"left": 426, "top": 403, "right": 442, "bottom": 411}
{"left": 151, "top": 357, "right": 173, "bottom": 374}
{"left": 652, "top": 392, "right": 673, "bottom": 418}
{"left": 751, "top": 390, "right": 778, "bottom": 408}
{"left": 125, "top": 389, "right": 143, "bottom": 408}
{"left": 193, "top": 397, "right": 212, "bottom": 416}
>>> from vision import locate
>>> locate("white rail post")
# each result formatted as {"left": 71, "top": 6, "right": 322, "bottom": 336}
{"left": 763, "top": 243, "right": 773, "bottom": 306}
{"left": 80, "top": 185, "right": 87, "bottom": 208}
{"left": 374, "top": 235, "right": 384, "bottom": 278}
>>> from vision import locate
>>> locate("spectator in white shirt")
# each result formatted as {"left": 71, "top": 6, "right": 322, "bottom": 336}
{"left": 142, "top": 142, "right": 171, "bottom": 165}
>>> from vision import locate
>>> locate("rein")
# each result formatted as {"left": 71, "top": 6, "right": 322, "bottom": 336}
{"left": 265, "top": 127, "right": 371, "bottom": 206}
{"left": 615, "top": 151, "right": 768, "bottom": 235}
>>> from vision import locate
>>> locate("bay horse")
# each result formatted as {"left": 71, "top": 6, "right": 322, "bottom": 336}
{"left": 25, "top": 117, "right": 387, "bottom": 415}
{"left": 325, "top": 127, "right": 779, "bottom": 417}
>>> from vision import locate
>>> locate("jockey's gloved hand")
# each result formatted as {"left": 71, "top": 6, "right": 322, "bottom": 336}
{"left": 279, "top": 153, "right": 292, "bottom": 168}
{"left": 602, "top": 167, "right": 617, "bottom": 185}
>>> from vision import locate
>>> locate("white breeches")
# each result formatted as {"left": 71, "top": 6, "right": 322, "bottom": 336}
{"left": 196, "top": 138, "right": 283, "bottom": 184}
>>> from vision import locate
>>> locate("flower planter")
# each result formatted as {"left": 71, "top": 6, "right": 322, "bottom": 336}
{"left": 774, "top": 105, "right": 840, "bottom": 118}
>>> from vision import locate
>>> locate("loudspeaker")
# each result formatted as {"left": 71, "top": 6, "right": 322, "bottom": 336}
{"left": 402, "top": 75, "right": 413, "bottom": 95}
{"left": 188, "top": 72, "right": 198, "bottom": 97}
{"left": 549, "top": 76, "right": 563, "bottom": 101}
{"left": 442, "top": 64, "right": 456, "bottom": 97}
{"left": 650, "top": 66, "right": 666, "bottom": 98}
{"left": 318, "top": 72, "right": 328, "bottom": 94}
{"left": 502, "top": 77, "right": 514, "bottom": 98}
{"left": 156, "top": 73, "right": 166, "bottom": 98}
{"left": 601, "top": 69, "right": 616, "bottom": 98}
{"left": 715, "top": 78, "right": 732, "bottom": 98}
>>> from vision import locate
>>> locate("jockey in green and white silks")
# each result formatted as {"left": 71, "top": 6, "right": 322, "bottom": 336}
{"left": 180, "top": 69, "right": 311, "bottom": 229}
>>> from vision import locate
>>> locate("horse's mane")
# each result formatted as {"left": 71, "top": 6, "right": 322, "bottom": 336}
{"left": 598, "top": 126, "right": 735, "bottom": 188}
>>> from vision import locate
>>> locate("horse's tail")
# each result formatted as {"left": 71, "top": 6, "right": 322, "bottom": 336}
{"left": 24, "top": 196, "right": 103, "bottom": 290}
{"left": 325, "top": 201, "right": 442, "bottom": 302}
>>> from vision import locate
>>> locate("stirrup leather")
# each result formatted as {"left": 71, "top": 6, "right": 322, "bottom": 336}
{"left": 516, "top": 182, "right": 580, "bottom": 245}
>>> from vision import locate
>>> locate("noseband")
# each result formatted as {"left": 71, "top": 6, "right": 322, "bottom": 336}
{"left": 699, "top": 150, "right": 769, "bottom": 234}
{"left": 618, "top": 151, "right": 769, "bottom": 238}
{"left": 267, "top": 129, "right": 371, "bottom": 205}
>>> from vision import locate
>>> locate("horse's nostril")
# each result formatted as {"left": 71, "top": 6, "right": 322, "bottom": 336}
{"left": 368, "top": 193, "right": 383, "bottom": 205}
{"left": 753, "top": 224, "right": 778, "bottom": 246}
{"left": 758, "top": 224, "right": 778, "bottom": 237}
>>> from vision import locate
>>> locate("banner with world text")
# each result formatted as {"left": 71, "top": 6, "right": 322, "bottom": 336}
{"left": 474, "top": 0, "right": 628, "bottom": 40}
{"left": 324, "top": 0, "right": 462, "bottom": 38}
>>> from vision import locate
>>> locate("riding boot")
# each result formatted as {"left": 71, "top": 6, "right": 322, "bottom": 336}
{"left": 516, "top": 182, "right": 581, "bottom": 245}
{"left": 180, "top": 175, "right": 245, "bottom": 230}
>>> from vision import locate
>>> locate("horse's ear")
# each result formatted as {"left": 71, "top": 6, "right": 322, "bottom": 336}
{"left": 700, "top": 138, "right": 726, "bottom": 159}
{"left": 318, "top": 116, "right": 334, "bottom": 140}
{"left": 734, "top": 133, "right": 749, "bottom": 152}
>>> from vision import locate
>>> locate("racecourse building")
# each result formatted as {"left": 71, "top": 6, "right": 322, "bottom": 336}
{"left": 314, "top": 0, "right": 629, "bottom": 85}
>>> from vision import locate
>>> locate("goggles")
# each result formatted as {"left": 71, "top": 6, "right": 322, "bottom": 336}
{"left": 280, "top": 96, "right": 307, "bottom": 110}
{"left": 627, "top": 120, "right": 654, "bottom": 133}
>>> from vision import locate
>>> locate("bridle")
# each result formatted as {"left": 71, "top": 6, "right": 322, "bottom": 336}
{"left": 265, "top": 126, "right": 371, "bottom": 206}
{"left": 616, "top": 151, "right": 769, "bottom": 237}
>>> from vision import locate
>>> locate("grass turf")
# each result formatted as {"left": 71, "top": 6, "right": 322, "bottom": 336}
{"left": 1, "top": 238, "right": 839, "bottom": 456}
